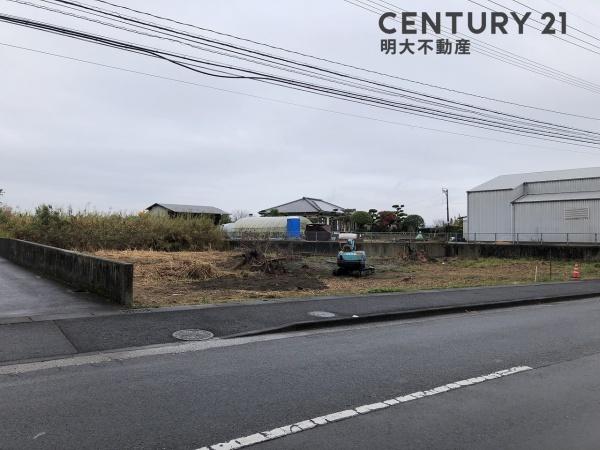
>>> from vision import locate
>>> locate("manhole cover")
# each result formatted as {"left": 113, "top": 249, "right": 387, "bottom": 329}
{"left": 172, "top": 329, "right": 214, "bottom": 341}
{"left": 308, "top": 311, "right": 337, "bottom": 318}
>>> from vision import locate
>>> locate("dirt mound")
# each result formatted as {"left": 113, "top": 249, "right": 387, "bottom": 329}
{"left": 195, "top": 273, "right": 326, "bottom": 292}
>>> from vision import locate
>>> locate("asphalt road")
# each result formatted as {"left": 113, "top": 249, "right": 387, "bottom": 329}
{"left": 5, "top": 274, "right": 600, "bottom": 363}
{"left": 3, "top": 297, "right": 600, "bottom": 449}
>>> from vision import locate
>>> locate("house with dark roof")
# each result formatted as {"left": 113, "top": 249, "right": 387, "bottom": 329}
{"left": 146, "top": 203, "right": 227, "bottom": 224}
{"left": 259, "top": 197, "right": 352, "bottom": 231}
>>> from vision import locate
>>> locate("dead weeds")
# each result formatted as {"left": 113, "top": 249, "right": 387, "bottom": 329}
{"left": 93, "top": 250, "right": 600, "bottom": 308}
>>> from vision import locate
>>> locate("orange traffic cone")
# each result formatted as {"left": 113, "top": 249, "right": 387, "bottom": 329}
{"left": 571, "top": 263, "right": 581, "bottom": 280}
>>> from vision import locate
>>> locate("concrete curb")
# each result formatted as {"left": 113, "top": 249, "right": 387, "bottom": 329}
{"left": 115, "top": 280, "right": 600, "bottom": 314}
{"left": 0, "top": 280, "right": 591, "bottom": 324}
{"left": 224, "top": 291, "right": 600, "bottom": 338}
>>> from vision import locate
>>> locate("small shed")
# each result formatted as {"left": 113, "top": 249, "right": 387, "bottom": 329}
{"left": 146, "top": 203, "right": 227, "bottom": 224}
{"left": 305, "top": 224, "right": 332, "bottom": 241}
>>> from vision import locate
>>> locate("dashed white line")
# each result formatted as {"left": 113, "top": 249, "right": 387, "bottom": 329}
{"left": 196, "top": 365, "right": 532, "bottom": 450}
{"left": 32, "top": 432, "right": 46, "bottom": 440}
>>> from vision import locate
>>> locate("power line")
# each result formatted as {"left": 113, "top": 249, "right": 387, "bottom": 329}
{"left": 13, "top": 1, "right": 600, "bottom": 143}
{"left": 28, "top": 0, "right": 600, "bottom": 118}
{"left": 2, "top": 6, "right": 599, "bottom": 146}
{"left": 2, "top": 40, "right": 599, "bottom": 157}
{"left": 347, "top": 0, "right": 600, "bottom": 101}
{"left": 25, "top": 0, "right": 600, "bottom": 137}
{"left": 510, "top": 0, "right": 600, "bottom": 44}
{"left": 469, "top": 0, "right": 600, "bottom": 56}
{"left": 355, "top": 0, "right": 600, "bottom": 94}
{"left": 364, "top": 0, "right": 600, "bottom": 91}
{"left": 14, "top": 19, "right": 598, "bottom": 143}
{"left": 539, "top": 0, "right": 600, "bottom": 32}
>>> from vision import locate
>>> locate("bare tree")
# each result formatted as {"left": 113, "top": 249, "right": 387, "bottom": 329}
{"left": 230, "top": 209, "right": 250, "bottom": 222}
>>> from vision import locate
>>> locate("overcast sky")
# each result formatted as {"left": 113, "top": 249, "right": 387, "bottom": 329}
{"left": 1, "top": 0, "right": 600, "bottom": 224}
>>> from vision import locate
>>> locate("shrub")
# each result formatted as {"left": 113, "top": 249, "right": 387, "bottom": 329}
{"left": 0, "top": 206, "right": 224, "bottom": 251}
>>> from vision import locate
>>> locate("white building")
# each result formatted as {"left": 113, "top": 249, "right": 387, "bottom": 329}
{"left": 466, "top": 167, "right": 600, "bottom": 243}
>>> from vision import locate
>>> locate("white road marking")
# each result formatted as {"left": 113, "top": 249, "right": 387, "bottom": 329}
{"left": 32, "top": 432, "right": 46, "bottom": 440}
{"left": 195, "top": 365, "right": 532, "bottom": 450}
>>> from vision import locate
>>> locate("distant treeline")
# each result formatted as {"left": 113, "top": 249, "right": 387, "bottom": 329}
{"left": 0, "top": 205, "right": 224, "bottom": 251}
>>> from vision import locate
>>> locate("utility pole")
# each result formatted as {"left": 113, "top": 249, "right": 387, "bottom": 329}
{"left": 442, "top": 188, "right": 449, "bottom": 225}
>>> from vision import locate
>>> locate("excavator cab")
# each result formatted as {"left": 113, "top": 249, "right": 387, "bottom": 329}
{"left": 333, "top": 238, "right": 375, "bottom": 277}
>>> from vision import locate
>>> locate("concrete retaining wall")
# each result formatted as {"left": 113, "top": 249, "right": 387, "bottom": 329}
{"left": 228, "top": 239, "right": 600, "bottom": 261}
{"left": 448, "top": 243, "right": 600, "bottom": 261}
{"left": 227, "top": 239, "right": 448, "bottom": 258}
{"left": 0, "top": 238, "right": 133, "bottom": 306}
{"left": 228, "top": 239, "right": 342, "bottom": 256}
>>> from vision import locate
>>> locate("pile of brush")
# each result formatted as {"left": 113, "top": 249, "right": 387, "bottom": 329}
{"left": 235, "top": 249, "right": 287, "bottom": 274}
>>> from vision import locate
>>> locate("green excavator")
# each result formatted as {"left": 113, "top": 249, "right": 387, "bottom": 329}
{"left": 332, "top": 238, "right": 375, "bottom": 277}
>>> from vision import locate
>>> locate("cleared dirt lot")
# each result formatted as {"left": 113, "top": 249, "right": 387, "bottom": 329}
{"left": 94, "top": 250, "right": 600, "bottom": 308}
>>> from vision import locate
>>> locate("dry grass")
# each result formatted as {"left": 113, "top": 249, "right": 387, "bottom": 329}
{"left": 96, "top": 250, "right": 229, "bottom": 281}
{"left": 324, "top": 257, "right": 599, "bottom": 294}
{"left": 94, "top": 250, "right": 600, "bottom": 308}
{"left": 1, "top": 207, "right": 224, "bottom": 251}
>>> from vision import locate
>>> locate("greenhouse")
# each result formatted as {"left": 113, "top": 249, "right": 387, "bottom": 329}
{"left": 222, "top": 216, "right": 311, "bottom": 240}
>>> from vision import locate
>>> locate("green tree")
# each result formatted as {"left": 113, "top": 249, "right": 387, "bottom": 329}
{"left": 260, "top": 208, "right": 281, "bottom": 217}
{"left": 391, "top": 204, "right": 407, "bottom": 230}
{"left": 402, "top": 214, "right": 425, "bottom": 232}
{"left": 351, "top": 210, "right": 372, "bottom": 231}
{"left": 368, "top": 209, "right": 378, "bottom": 223}
{"left": 447, "top": 216, "right": 464, "bottom": 233}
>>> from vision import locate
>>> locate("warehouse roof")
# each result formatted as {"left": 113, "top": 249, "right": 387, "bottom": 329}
{"left": 469, "top": 167, "right": 600, "bottom": 192}
{"left": 260, "top": 197, "right": 346, "bottom": 214}
{"left": 513, "top": 191, "right": 600, "bottom": 203}
{"left": 146, "top": 203, "right": 227, "bottom": 215}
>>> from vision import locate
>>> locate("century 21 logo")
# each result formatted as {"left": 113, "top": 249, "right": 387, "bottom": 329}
{"left": 378, "top": 11, "right": 567, "bottom": 35}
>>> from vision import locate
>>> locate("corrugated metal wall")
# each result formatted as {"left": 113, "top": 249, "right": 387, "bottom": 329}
{"left": 514, "top": 199, "right": 600, "bottom": 242}
{"left": 525, "top": 178, "right": 600, "bottom": 194}
{"left": 467, "top": 177, "right": 600, "bottom": 242}
{"left": 467, "top": 190, "right": 515, "bottom": 241}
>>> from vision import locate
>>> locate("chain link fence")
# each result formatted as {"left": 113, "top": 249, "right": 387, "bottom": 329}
{"left": 463, "top": 232, "right": 600, "bottom": 244}
{"left": 226, "top": 229, "right": 600, "bottom": 245}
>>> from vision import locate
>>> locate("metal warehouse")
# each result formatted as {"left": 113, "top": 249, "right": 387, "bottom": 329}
{"left": 466, "top": 167, "right": 600, "bottom": 243}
